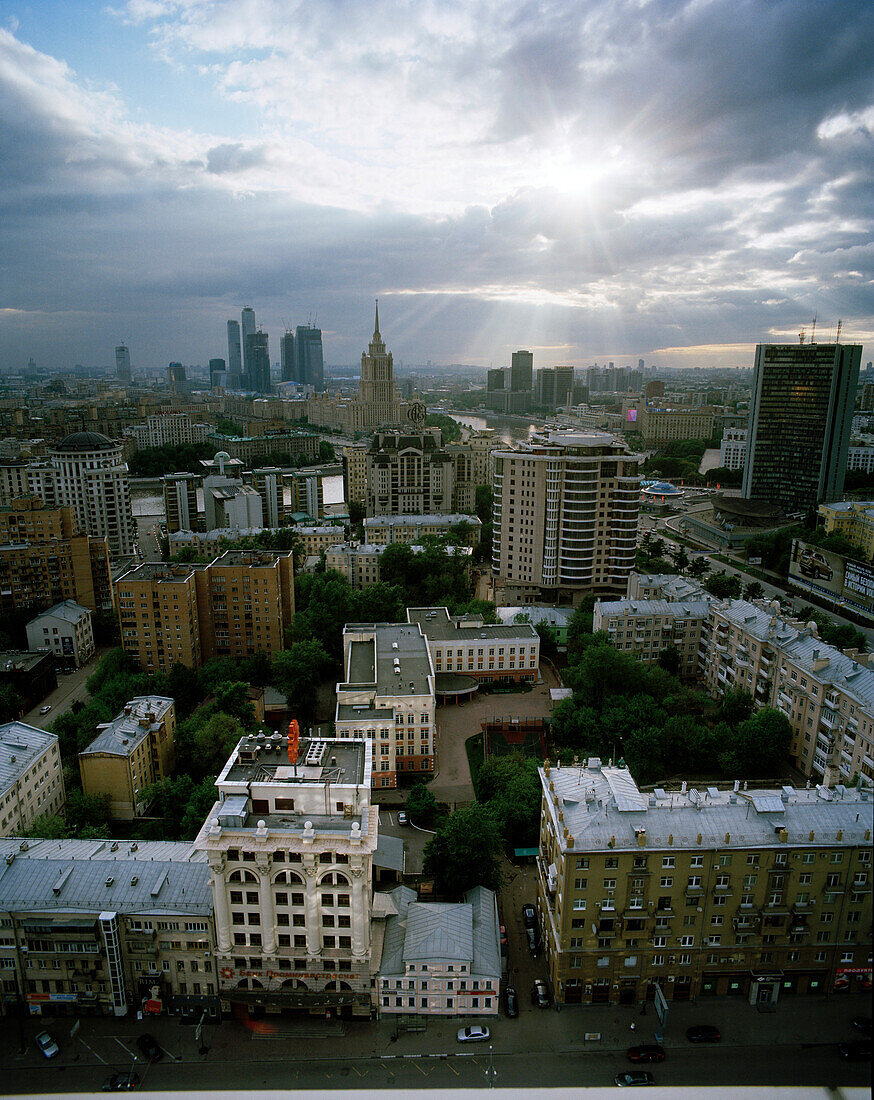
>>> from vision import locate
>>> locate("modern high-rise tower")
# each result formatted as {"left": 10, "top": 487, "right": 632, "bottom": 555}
{"left": 241, "top": 306, "right": 256, "bottom": 384}
{"left": 245, "top": 330, "right": 271, "bottom": 393}
{"left": 209, "top": 358, "right": 226, "bottom": 390}
{"left": 742, "top": 342, "right": 862, "bottom": 514}
{"left": 115, "top": 345, "right": 131, "bottom": 383}
{"left": 295, "top": 325, "right": 324, "bottom": 389}
{"left": 227, "top": 321, "right": 243, "bottom": 388}
{"left": 510, "top": 350, "right": 534, "bottom": 392}
{"left": 280, "top": 330, "right": 295, "bottom": 382}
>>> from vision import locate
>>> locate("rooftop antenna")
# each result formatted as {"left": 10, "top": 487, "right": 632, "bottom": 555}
{"left": 836, "top": 319, "right": 842, "bottom": 344}
{"left": 810, "top": 313, "right": 817, "bottom": 344}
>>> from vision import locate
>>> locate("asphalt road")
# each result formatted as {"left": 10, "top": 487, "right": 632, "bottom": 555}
{"left": 22, "top": 647, "right": 111, "bottom": 731}
{"left": 5, "top": 1040, "right": 869, "bottom": 1093}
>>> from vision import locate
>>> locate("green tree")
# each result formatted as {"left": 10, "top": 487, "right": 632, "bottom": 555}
{"left": 65, "top": 791, "right": 112, "bottom": 832}
{"left": 141, "top": 775, "right": 197, "bottom": 839}
{"left": 180, "top": 777, "right": 220, "bottom": 839}
{"left": 318, "top": 440, "right": 336, "bottom": 462}
{"left": 405, "top": 781, "right": 436, "bottom": 826}
{"left": 27, "top": 813, "right": 70, "bottom": 839}
{"left": 423, "top": 804, "right": 503, "bottom": 895}
{"left": 566, "top": 595, "right": 596, "bottom": 662}
{"left": 704, "top": 571, "right": 742, "bottom": 599}
{"left": 0, "top": 684, "right": 23, "bottom": 722}
{"left": 743, "top": 581, "right": 765, "bottom": 601}
{"left": 213, "top": 681, "right": 257, "bottom": 730}
{"left": 687, "top": 557, "right": 711, "bottom": 580}
{"left": 190, "top": 713, "right": 247, "bottom": 776}
{"left": 718, "top": 707, "right": 791, "bottom": 776}
{"left": 719, "top": 687, "right": 754, "bottom": 726}
{"left": 272, "top": 640, "right": 331, "bottom": 721}
{"left": 670, "top": 546, "right": 690, "bottom": 573}
{"left": 658, "top": 645, "right": 681, "bottom": 676}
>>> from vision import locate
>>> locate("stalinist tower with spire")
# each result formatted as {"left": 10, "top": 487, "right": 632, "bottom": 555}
{"left": 356, "top": 299, "right": 403, "bottom": 430}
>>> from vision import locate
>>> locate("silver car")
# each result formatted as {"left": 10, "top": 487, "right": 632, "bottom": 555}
{"left": 35, "top": 1031, "right": 60, "bottom": 1059}
{"left": 457, "top": 1025, "right": 490, "bottom": 1043}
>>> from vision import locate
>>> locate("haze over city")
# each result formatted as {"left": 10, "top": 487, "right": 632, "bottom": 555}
{"left": 1, "top": 0, "right": 872, "bottom": 372}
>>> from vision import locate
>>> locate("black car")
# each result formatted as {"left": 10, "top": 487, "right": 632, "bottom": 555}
{"left": 627, "top": 1045, "right": 666, "bottom": 1064}
{"left": 522, "top": 903, "right": 536, "bottom": 929}
{"left": 102, "top": 1072, "right": 140, "bottom": 1091}
{"left": 837, "top": 1040, "right": 871, "bottom": 1062}
{"left": 686, "top": 1025, "right": 721, "bottom": 1043}
{"left": 615, "top": 1071, "right": 655, "bottom": 1087}
{"left": 525, "top": 926, "right": 540, "bottom": 955}
{"left": 136, "top": 1033, "right": 163, "bottom": 1063}
{"left": 504, "top": 986, "right": 519, "bottom": 1018}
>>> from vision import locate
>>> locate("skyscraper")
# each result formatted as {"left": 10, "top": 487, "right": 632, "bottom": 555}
{"left": 743, "top": 342, "right": 862, "bottom": 514}
{"left": 280, "top": 330, "right": 295, "bottom": 382}
{"left": 295, "top": 325, "right": 324, "bottom": 389}
{"left": 357, "top": 302, "right": 401, "bottom": 428}
{"left": 510, "top": 350, "right": 533, "bottom": 392}
{"left": 209, "top": 358, "right": 226, "bottom": 390}
{"left": 241, "top": 306, "right": 256, "bottom": 384}
{"left": 227, "top": 320, "right": 243, "bottom": 388}
{"left": 245, "top": 330, "right": 271, "bottom": 393}
{"left": 115, "top": 345, "right": 131, "bottom": 383}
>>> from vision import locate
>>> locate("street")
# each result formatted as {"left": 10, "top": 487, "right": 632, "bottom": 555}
{"left": 22, "top": 646, "right": 112, "bottom": 731}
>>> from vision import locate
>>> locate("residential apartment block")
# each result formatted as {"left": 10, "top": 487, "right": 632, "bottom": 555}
{"left": 594, "top": 596, "right": 710, "bottom": 678}
{"left": 492, "top": 431, "right": 642, "bottom": 603}
{"left": 205, "top": 431, "right": 319, "bottom": 465}
{"left": 600, "top": 575, "right": 874, "bottom": 787}
{"left": 719, "top": 427, "right": 748, "bottom": 470}
{"left": 342, "top": 442, "right": 369, "bottom": 506}
{"left": 193, "top": 731, "right": 379, "bottom": 1018}
{"left": 324, "top": 543, "right": 472, "bottom": 590}
{"left": 363, "top": 513, "right": 482, "bottom": 546}
{"left": 818, "top": 500, "right": 874, "bottom": 562}
{"left": 0, "top": 722, "right": 65, "bottom": 837}
{"left": 163, "top": 473, "right": 201, "bottom": 533}
{"left": 365, "top": 429, "right": 471, "bottom": 518}
{"left": 26, "top": 600, "right": 95, "bottom": 668}
{"left": 335, "top": 623, "right": 436, "bottom": 788}
{"left": 126, "top": 413, "right": 211, "bottom": 450}
{"left": 536, "top": 759, "right": 873, "bottom": 1007}
{"left": 637, "top": 405, "right": 716, "bottom": 445}
{"left": 78, "top": 697, "right": 176, "bottom": 819}
{"left": 115, "top": 550, "right": 294, "bottom": 673}
{"left": 0, "top": 497, "right": 113, "bottom": 611}
{"left": 0, "top": 837, "right": 217, "bottom": 1020}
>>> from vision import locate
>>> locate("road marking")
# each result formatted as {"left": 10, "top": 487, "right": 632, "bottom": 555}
{"left": 351, "top": 1066, "right": 366, "bottom": 1077}
{"left": 77, "top": 1039, "right": 108, "bottom": 1065}
{"left": 412, "top": 1061, "right": 428, "bottom": 1076}
{"left": 112, "top": 1037, "right": 137, "bottom": 1059}
{"left": 446, "top": 1061, "right": 459, "bottom": 1076}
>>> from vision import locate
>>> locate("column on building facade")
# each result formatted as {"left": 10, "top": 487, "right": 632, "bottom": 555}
{"left": 304, "top": 860, "right": 321, "bottom": 956}
{"left": 209, "top": 855, "right": 231, "bottom": 953}
{"left": 350, "top": 864, "right": 368, "bottom": 958}
{"left": 257, "top": 855, "right": 276, "bottom": 955}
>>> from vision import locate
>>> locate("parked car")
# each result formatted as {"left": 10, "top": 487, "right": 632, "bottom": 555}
{"left": 396, "top": 811, "right": 408, "bottom": 826}
{"left": 837, "top": 1040, "right": 871, "bottom": 1061}
{"left": 521, "top": 903, "right": 536, "bottom": 928}
{"left": 531, "top": 979, "right": 550, "bottom": 1008}
{"left": 525, "top": 926, "right": 539, "bottom": 955}
{"left": 499, "top": 924, "right": 508, "bottom": 953}
{"left": 39, "top": 705, "right": 52, "bottom": 715}
{"left": 102, "top": 1073, "right": 140, "bottom": 1091}
{"left": 686, "top": 1025, "right": 721, "bottom": 1043}
{"left": 35, "top": 1031, "right": 59, "bottom": 1059}
{"left": 136, "top": 1033, "right": 163, "bottom": 1062}
{"left": 457, "top": 1025, "right": 490, "bottom": 1043}
{"left": 504, "top": 986, "right": 519, "bottom": 1018}
{"left": 852, "top": 1016, "right": 872, "bottom": 1036}
{"left": 615, "top": 1071, "right": 654, "bottom": 1087}
{"left": 627, "top": 1045, "right": 665, "bottom": 1064}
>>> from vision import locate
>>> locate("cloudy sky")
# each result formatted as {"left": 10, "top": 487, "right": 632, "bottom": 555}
{"left": 1, "top": 0, "right": 872, "bottom": 374}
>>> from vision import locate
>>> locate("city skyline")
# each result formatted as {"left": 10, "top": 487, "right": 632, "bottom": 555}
{"left": 1, "top": 1, "right": 872, "bottom": 371}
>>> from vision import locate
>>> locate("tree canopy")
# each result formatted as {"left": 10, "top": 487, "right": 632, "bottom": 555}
{"left": 423, "top": 804, "right": 503, "bottom": 896}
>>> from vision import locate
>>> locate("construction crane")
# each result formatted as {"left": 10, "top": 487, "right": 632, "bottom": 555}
{"left": 810, "top": 313, "right": 817, "bottom": 343}
{"left": 836, "top": 319, "right": 842, "bottom": 344}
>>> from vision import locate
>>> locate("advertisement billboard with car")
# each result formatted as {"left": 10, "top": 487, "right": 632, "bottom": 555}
{"left": 788, "top": 539, "right": 874, "bottom": 619}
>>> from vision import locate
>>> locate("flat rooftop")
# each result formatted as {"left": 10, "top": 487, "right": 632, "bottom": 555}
{"left": 116, "top": 562, "right": 200, "bottom": 583}
{"left": 220, "top": 734, "right": 366, "bottom": 789}
{"left": 1, "top": 722, "right": 58, "bottom": 791}
{"left": 0, "top": 650, "right": 53, "bottom": 672}
{"left": 344, "top": 623, "right": 433, "bottom": 697}
{"left": 363, "top": 513, "right": 482, "bottom": 528}
{"left": 407, "top": 606, "right": 539, "bottom": 642}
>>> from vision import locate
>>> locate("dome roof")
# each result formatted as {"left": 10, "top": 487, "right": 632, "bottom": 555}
{"left": 53, "top": 431, "right": 116, "bottom": 452}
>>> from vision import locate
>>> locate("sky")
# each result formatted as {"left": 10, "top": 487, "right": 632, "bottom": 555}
{"left": 1, "top": 0, "right": 872, "bottom": 374}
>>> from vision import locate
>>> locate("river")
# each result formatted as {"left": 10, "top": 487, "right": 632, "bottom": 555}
{"left": 444, "top": 411, "right": 543, "bottom": 446}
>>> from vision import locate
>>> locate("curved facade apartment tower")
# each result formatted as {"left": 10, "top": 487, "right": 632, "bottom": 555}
{"left": 49, "top": 432, "right": 136, "bottom": 558}
{"left": 491, "top": 431, "right": 642, "bottom": 602}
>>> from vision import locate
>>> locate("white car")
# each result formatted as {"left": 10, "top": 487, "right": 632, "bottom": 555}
{"left": 457, "top": 1025, "right": 490, "bottom": 1043}
{"left": 39, "top": 705, "right": 52, "bottom": 715}
{"left": 35, "top": 1031, "right": 60, "bottom": 1059}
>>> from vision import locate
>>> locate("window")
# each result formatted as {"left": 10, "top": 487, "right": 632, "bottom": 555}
{"left": 690, "top": 856, "right": 704, "bottom": 868}
{"left": 660, "top": 877, "right": 673, "bottom": 888}
{"left": 680, "top": 935, "right": 694, "bottom": 947}
{"left": 662, "top": 857, "right": 675, "bottom": 868}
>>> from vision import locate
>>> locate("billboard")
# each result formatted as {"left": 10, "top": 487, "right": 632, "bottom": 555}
{"left": 788, "top": 539, "right": 874, "bottom": 620}
{"left": 626, "top": 408, "right": 638, "bottom": 423}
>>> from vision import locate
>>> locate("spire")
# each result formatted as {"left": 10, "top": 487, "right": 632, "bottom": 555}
{"left": 374, "top": 298, "right": 380, "bottom": 339}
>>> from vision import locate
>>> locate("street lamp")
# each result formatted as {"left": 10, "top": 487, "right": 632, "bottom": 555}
{"left": 485, "top": 1044, "right": 497, "bottom": 1089}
